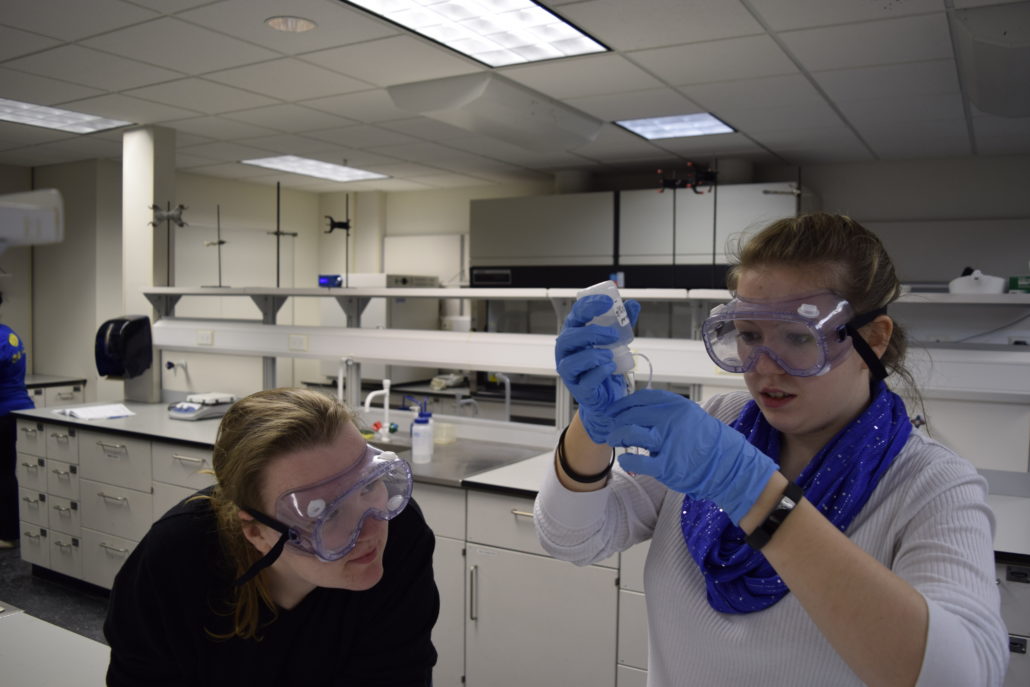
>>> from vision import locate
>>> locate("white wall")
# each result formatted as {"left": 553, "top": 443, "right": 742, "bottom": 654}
{"left": 0, "top": 165, "right": 32, "bottom": 369}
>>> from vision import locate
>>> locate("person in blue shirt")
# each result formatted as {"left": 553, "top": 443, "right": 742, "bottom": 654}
{"left": 1, "top": 292, "right": 35, "bottom": 548}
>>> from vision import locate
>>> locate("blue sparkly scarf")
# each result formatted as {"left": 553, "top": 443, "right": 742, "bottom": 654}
{"left": 680, "top": 381, "right": 912, "bottom": 614}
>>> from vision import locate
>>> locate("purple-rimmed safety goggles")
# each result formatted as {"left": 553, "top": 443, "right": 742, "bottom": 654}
{"left": 236, "top": 444, "right": 412, "bottom": 585}
{"left": 701, "top": 292, "right": 857, "bottom": 377}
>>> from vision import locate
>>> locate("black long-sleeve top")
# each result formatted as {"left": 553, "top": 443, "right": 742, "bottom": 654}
{"left": 104, "top": 490, "right": 439, "bottom": 686}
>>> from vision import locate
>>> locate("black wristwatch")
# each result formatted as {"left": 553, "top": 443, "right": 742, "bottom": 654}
{"left": 745, "top": 479, "right": 804, "bottom": 550}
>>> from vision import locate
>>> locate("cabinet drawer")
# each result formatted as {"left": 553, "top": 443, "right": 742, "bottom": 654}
{"left": 47, "top": 459, "right": 80, "bottom": 500}
{"left": 153, "top": 482, "right": 196, "bottom": 523}
{"left": 79, "top": 430, "right": 152, "bottom": 492}
{"left": 81, "top": 528, "right": 136, "bottom": 590}
{"left": 16, "top": 420, "right": 45, "bottom": 457}
{"left": 80, "top": 478, "right": 152, "bottom": 542}
{"left": 16, "top": 454, "right": 47, "bottom": 493}
{"left": 412, "top": 482, "right": 465, "bottom": 540}
{"left": 48, "top": 495, "right": 81, "bottom": 537}
{"left": 45, "top": 384, "right": 84, "bottom": 407}
{"left": 466, "top": 490, "right": 616, "bottom": 568}
{"left": 46, "top": 425, "right": 78, "bottom": 464}
{"left": 921, "top": 399, "right": 1030, "bottom": 473}
{"left": 618, "top": 589, "right": 649, "bottom": 670}
{"left": 998, "top": 561, "right": 1030, "bottom": 634}
{"left": 49, "top": 531, "right": 83, "bottom": 579}
{"left": 152, "top": 442, "right": 215, "bottom": 491}
{"left": 621, "top": 540, "right": 649, "bottom": 593}
{"left": 617, "top": 665, "right": 648, "bottom": 687}
{"left": 20, "top": 523, "right": 49, "bottom": 568}
{"left": 18, "top": 488, "right": 47, "bottom": 528}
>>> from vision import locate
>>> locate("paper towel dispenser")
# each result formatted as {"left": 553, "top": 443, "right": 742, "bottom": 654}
{"left": 95, "top": 315, "right": 153, "bottom": 379}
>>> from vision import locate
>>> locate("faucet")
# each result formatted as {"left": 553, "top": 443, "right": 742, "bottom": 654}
{"left": 490, "top": 372, "right": 511, "bottom": 422}
{"left": 362, "top": 378, "right": 391, "bottom": 441}
{"left": 456, "top": 397, "right": 479, "bottom": 416}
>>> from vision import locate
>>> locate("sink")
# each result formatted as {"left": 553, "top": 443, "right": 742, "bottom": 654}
{"left": 362, "top": 432, "right": 411, "bottom": 455}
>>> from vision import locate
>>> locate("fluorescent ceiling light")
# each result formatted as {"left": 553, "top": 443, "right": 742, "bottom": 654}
{"left": 265, "top": 15, "right": 317, "bottom": 32}
{"left": 344, "top": 0, "right": 607, "bottom": 67}
{"left": 0, "top": 98, "right": 133, "bottom": 133}
{"left": 616, "top": 113, "right": 735, "bottom": 140}
{"left": 240, "top": 155, "right": 388, "bottom": 182}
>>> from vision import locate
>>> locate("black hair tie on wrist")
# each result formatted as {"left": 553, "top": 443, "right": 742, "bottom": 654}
{"left": 556, "top": 425, "right": 616, "bottom": 484}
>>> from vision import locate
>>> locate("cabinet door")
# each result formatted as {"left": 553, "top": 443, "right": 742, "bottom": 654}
{"left": 81, "top": 528, "right": 136, "bottom": 590}
{"left": 620, "top": 189, "right": 674, "bottom": 265}
{"left": 433, "top": 535, "right": 466, "bottom": 687}
{"left": 79, "top": 430, "right": 152, "bottom": 492}
{"left": 466, "top": 545, "right": 617, "bottom": 687}
{"left": 44, "top": 384, "right": 84, "bottom": 407}
{"left": 152, "top": 442, "right": 215, "bottom": 491}
{"left": 918, "top": 399, "right": 1030, "bottom": 473}
{"left": 617, "top": 589, "right": 648, "bottom": 671}
{"left": 674, "top": 188, "right": 716, "bottom": 264}
{"left": 714, "top": 183, "right": 797, "bottom": 263}
{"left": 49, "top": 531, "right": 83, "bottom": 579}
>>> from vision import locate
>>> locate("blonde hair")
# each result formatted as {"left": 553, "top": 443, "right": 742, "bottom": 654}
{"left": 727, "top": 212, "right": 914, "bottom": 390}
{"left": 202, "top": 388, "right": 354, "bottom": 640}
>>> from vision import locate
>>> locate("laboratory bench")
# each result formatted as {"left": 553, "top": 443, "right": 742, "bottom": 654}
{"left": 11, "top": 400, "right": 1030, "bottom": 687}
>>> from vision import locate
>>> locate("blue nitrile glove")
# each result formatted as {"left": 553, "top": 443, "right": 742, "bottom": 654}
{"left": 607, "top": 389, "right": 777, "bottom": 525}
{"left": 555, "top": 294, "right": 641, "bottom": 443}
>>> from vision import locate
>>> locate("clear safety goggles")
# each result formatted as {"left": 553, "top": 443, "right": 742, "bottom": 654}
{"left": 701, "top": 292, "right": 857, "bottom": 377}
{"left": 236, "top": 444, "right": 412, "bottom": 585}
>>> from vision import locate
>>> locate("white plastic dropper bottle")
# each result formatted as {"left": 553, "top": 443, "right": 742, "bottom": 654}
{"left": 576, "top": 280, "right": 635, "bottom": 374}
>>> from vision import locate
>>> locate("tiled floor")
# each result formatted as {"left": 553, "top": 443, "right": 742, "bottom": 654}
{"left": 0, "top": 547, "right": 108, "bottom": 644}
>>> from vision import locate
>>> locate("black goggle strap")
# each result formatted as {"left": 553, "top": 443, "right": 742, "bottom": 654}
{"left": 845, "top": 307, "right": 889, "bottom": 381}
{"left": 234, "top": 507, "right": 294, "bottom": 587}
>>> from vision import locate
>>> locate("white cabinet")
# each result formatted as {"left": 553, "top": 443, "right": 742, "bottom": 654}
{"left": 412, "top": 482, "right": 467, "bottom": 687}
{"left": 918, "top": 398, "right": 1030, "bottom": 473}
{"left": 465, "top": 490, "right": 618, "bottom": 687}
{"left": 28, "top": 383, "right": 85, "bottom": 408}
{"left": 620, "top": 188, "right": 676, "bottom": 265}
{"left": 713, "top": 183, "right": 797, "bottom": 263}
{"left": 998, "top": 559, "right": 1030, "bottom": 687}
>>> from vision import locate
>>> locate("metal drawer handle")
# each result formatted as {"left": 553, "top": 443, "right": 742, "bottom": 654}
{"left": 20, "top": 462, "right": 40, "bottom": 472}
{"left": 172, "top": 453, "right": 205, "bottom": 465}
{"left": 55, "top": 540, "right": 76, "bottom": 550}
{"left": 97, "top": 492, "right": 128, "bottom": 504}
{"left": 53, "top": 505, "right": 73, "bottom": 516}
{"left": 100, "top": 542, "right": 129, "bottom": 555}
{"left": 20, "top": 427, "right": 38, "bottom": 437}
{"left": 23, "top": 532, "right": 42, "bottom": 541}
{"left": 96, "top": 440, "right": 127, "bottom": 453}
{"left": 511, "top": 509, "right": 534, "bottom": 519}
{"left": 51, "top": 468, "right": 71, "bottom": 478}
{"left": 21, "top": 495, "right": 43, "bottom": 505}
{"left": 50, "top": 432, "right": 70, "bottom": 441}
{"left": 56, "top": 392, "right": 75, "bottom": 400}
{"left": 469, "top": 565, "right": 479, "bottom": 621}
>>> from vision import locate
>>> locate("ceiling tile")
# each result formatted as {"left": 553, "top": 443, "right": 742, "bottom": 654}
{"left": 0, "top": 121, "right": 73, "bottom": 147}
{"left": 307, "top": 124, "right": 421, "bottom": 149}
{"left": 567, "top": 88, "right": 702, "bottom": 121}
{"left": 162, "top": 116, "right": 280, "bottom": 140}
{"left": 558, "top": 0, "right": 765, "bottom": 51}
{"left": 779, "top": 13, "right": 953, "bottom": 71}
{"left": 234, "top": 134, "right": 334, "bottom": 155}
{"left": 650, "top": 132, "right": 772, "bottom": 159}
{"left": 416, "top": 174, "right": 496, "bottom": 188}
{"left": 721, "top": 101, "right": 843, "bottom": 133}
{"left": 181, "top": 162, "right": 279, "bottom": 179}
{"left": 679, "top": 74, "right": 828, "bottom": 117}
{"left": 300, "top": 90, "right": 411, "bottom": 123}
{"left": 127, "top": 0, "right": 212, "bottom": 12}
{"left": 812, "top": 59, "right": 960, "bottom": 103}
{"left": 302, "top": 36, "right": 482, "bottom": 87}
{"left": 125, "top": 78, "right": 278, "bottom": 114}
{"left": 837, "top": 92, "right": 966, "bottom": 127}
{"left": 444, "top": 135, "right": 591, "bottom": 168}
{"left": 629, "top": 35, "right": 798, "bottom": 86}
{"left": 176, "top": 0, "right": 399, "bottom": 55}
{"left": 863, "top": 121, "right": 973, "bottom": 159}
{"left": 82, "top": 17, "right": 279, "bottom": 75}
{"left": 205, "top": 59, "right": 372, "bottom": 102}
{"left": 0, "top": 67, "right": 102, "bottom": 105}
{"left": 377, "top": 117, "right": 471, "bottom": 141}
{"left": 222, "top": 104, "right": 355, "bottom": 132}
{"left": 361, "top": 161, "right": 456, "bottom": 177}
{"left": 6, "top": 45, "right": 182, "bottom": 90}
{"left": 0, "top": 0, "right": 158, "bottom": 41}
{"left": 501, "top": 54, "right": 664, "bottom": 100}
{"left": 571, "top": 125, "right": 674, "bottom": 163}
{"left": 0, "top": 26, "right": 61, "bottom": 60}
{"left": 59, "top": 93, "right": 201, "bottom": 124}
{"left": 753, "top": 125, "right": 874, "bottom": 163}
{"left": 748, "top": 0, "right": 944, "bottom": 32}
{"left": 179, "top": 140, "right": 285, "bottom": 163}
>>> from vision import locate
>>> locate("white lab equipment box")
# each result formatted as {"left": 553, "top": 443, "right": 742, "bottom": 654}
{"left": 318, "top": 273, "right": 440, "bottom": 385}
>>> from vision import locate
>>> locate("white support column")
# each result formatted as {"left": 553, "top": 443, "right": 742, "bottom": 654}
{"left": 122, "top": 126, "right": 176, "bottom": 403}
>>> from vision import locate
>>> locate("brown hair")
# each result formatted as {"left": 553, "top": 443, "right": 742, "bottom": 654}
{"left": 727, "top": 212, "right": 915, "bottom": 390}
{"left": 202, "top": 388, "right": 354, "bottom": 640}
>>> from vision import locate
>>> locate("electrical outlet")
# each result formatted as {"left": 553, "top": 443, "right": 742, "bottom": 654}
{"left": 196, "top": 329, "right": 214, "bottom": 346}
{"left": 288, "top": 334, "right": 308, "bottom": 352}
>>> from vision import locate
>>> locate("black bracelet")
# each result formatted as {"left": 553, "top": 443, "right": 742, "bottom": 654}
{"left": 556, "top": 425, "right": 616, "bottom": 484}
{"left": 745, "top": 478, "right": 804, "bottom": 550}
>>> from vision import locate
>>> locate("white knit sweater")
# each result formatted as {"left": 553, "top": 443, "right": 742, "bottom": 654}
{"left": 534, "top": 393, "right": 1009, "bottom": 686}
